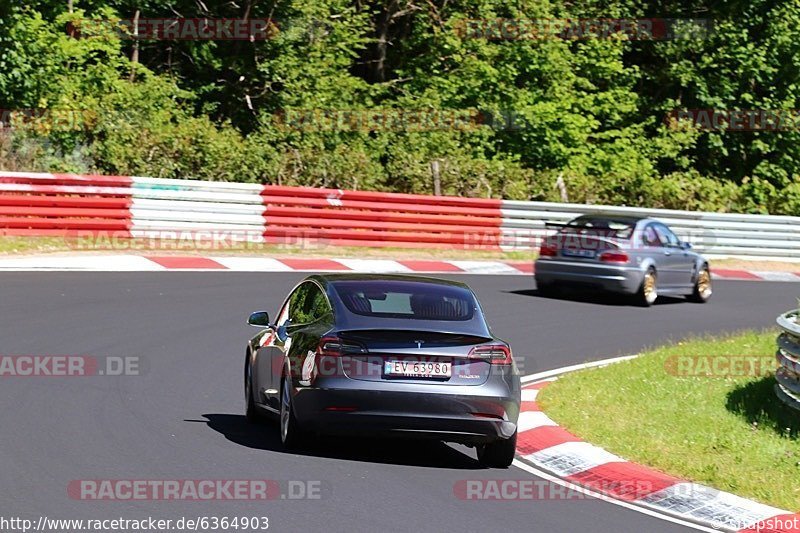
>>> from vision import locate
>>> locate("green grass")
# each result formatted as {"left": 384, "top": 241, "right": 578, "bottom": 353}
{"left": 0, "top": 235, "right": 536, "bottom": 261}
{"left": 0, "top": 236, "right": 68, "bottom": 255}
{"left": 538, "top": 330, "right": 800, "bottom": 511}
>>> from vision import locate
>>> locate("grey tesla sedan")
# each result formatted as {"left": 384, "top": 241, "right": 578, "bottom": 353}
{"left": 244, "top": 274, "right": 521, "bottom": 467}
{"left": 534, "top": 214, "right": 712, "bottom": 306}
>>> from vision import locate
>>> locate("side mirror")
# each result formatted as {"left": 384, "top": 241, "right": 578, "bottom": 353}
{"left": 247, "top": 311, "right": 271, "bottom": 328}
{"left": 679, "top": 241, "right": 693, "bottom": 250}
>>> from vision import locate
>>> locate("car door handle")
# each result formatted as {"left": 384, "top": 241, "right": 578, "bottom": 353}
{"left": 664, "top": 251, "right": 671, "bottom": 256}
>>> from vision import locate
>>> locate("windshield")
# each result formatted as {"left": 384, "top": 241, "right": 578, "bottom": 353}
{"left": 332, "top": 280, "right": 477, "bottom": 321}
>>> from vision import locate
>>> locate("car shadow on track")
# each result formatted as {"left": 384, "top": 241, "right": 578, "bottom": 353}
{"left": 189, "top": 414, "right": 484, "bottom": 469}
{"left": 508, "top": 288, "right": 686, "bottom": 307}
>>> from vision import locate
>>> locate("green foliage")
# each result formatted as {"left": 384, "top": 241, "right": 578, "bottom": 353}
{"left": 3, "top": 1, "right": 800, "bottom": 213}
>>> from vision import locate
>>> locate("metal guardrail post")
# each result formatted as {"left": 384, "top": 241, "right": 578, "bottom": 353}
{"left": 776, "top": 310, "right": 800, "bottom": 411}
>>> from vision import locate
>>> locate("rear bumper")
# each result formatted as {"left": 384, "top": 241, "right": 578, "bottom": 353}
{"left": 534, "top": 259, "right": 644, "bottom": 294}
{"left": 292, "top": 375, "right": 520, "bottom": 445}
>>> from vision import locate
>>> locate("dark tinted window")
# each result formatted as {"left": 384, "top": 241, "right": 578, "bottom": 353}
{"left": 332, "top": 280, "right": 477, "bottom": 321}
{"left": 564, "top": 216, "right": 635, "bottom": 239}
{"left": 642, "top": 224, "right": 662, "bottom": 247}
{"left": 654, "top": 223, "right": 680, "bottom": 247}
{"left": 288, "top": 282, "right": 331, "bottom": 325}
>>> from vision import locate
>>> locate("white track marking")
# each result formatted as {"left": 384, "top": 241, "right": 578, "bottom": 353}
{"left": 448, "top": 260, "right": 520, "bottom": 274}
{"left": 522, "top": 441, "right": 624, "bottom": 477}
{"left": 210, "top": 257, "right": 292, "bottom": 271}
{"left": 520, "top": 389, "right": 539, "bottom": 402}
{"left": 511, "top": 460, "right": 722, "bottom": 533}
{"left": 516, "top": 411, "right": 557, "bottom": 432}
{"left": 334, "top": 259, "right": 412, "bottom": 273}
{"left": 751, "top": 271, "right": 800, "bottom": 282}
{"left": 639, "top": 482, "right": 788, "bottom": 532}
{"left": 520, "top": 355, "right": 638, "bottom": 383}
{"left": 0, "top": 255, "right": 164, "bottom": 271}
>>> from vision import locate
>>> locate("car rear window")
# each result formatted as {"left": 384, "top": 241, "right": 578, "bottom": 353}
{"left": 332, "top": 280, "right": 477, "bottom": 321}
{"left": 563, "top": 217, "right": 635, "bottom": 239}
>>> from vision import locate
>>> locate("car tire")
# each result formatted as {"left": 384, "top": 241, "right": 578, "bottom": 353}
{"left": 687, "top": 265, "right": 712, "bottom": 303}
{"left": 280, "top": 373, "right": 306, "bottom": 449}
{"left": 635, "top": 267, "right": 658, "bottom": 307}
{"left": 245, "top": 354, "right": 260, "bottom": 424}
{"left": 477, "top": 431, "right": 517, "bottom": 468}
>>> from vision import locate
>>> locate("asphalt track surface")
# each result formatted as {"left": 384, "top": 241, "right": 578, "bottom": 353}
{"left": 0, "top": 273, "right": 795, "bottom": 532}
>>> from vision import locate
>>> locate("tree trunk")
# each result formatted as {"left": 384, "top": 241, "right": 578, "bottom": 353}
{"left": 555, "top": 173, "right": 569, "bottom": 202}
{"left": 129, "top": 10, "right": 140, "bottom": 82}
{"left": 430, "top": 159, "right": 441, "bottom": 195}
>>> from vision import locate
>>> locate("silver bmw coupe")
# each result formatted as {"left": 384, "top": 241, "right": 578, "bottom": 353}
{"left": 534, "top": 214, "right": 712, "bottom": 306}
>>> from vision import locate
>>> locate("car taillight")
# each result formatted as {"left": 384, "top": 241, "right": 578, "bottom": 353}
{"left": 470, "top": 412, "right": 503, "bottom": 420}
{"left": 539, "top": 243, "right": 558, "bottom": 257}
{"left": 316, "top": 336, "right": 367, "bottom": 357}
{"left": 469, "top": 345, "right": 513, "bottom": 366}
{"left": 598, "top": 251, "right": 629, "bottom": 263}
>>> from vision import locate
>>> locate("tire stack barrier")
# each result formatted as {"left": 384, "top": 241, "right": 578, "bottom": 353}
{"left": 776, "top": 310, "right": 800, "bottom": 411}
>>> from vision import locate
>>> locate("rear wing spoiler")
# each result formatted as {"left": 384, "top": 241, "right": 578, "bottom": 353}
{"left": 544, "top": 222, "right": 571, "bottom": 229}
{"left": 542, "top": 224, "right": 624, "bottom": 250}
{"left": 543, "top": 221, "right": 623, "bottom": 238}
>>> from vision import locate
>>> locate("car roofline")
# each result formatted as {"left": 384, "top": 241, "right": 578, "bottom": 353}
{"left": 572, "top": 212, "right": 652, "bottom": 223}
{"left": 308, "top": 273, "right": 471, "bottom": 289}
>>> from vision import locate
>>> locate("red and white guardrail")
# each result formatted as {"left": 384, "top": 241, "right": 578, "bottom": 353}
{"left": 0, "top": 172, "right": 505, "bottom": 250}
{"left": 0, "top": 171, "right": 799, "bottom": 260}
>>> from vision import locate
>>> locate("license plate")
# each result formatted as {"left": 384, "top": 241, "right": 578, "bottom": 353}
{"left": 561, "top": 249, "right": 595, "bottom": 258}
{"left": 384, "top": 360, "right": 452, "bottom": 379}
